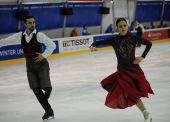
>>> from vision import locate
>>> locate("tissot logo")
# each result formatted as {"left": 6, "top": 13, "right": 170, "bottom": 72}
{"left": 63, "top": 40, "right": 70, "bottom": 47}
{"left": 63, "top": 38, "right": 89, "bottom": 47}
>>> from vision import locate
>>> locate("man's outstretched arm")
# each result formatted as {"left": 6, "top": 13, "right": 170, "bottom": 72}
{"left": 0, "top": 32, "right": 22, "bottom": 47}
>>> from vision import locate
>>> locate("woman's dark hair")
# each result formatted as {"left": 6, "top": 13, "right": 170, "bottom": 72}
{"left": 116, "top": 18, "right": 127, "bottom": 27}
{"left": 24, "top": 15, "right": 35, "bottom": 23}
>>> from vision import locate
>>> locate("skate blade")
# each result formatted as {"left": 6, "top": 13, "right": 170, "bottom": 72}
{"left": 43, "top": 116, "right": 54, "bottom": 122}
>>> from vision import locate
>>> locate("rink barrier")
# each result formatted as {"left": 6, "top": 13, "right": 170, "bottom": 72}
{"left": 0, "top": 28, "right": 170, "bottom": 65}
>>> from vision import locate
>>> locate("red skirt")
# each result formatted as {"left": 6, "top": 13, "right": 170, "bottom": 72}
{"left": 101, "top": 63, "right": 154, "bottom": 109}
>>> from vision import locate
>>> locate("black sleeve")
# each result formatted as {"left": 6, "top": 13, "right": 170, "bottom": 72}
{"left": 90, "top": 37, "right": 114, "bottom": 47}
{"left": 135, "top": 36, "right": 152, "bottom": 58}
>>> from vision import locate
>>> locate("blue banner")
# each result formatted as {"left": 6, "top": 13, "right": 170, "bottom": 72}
{"left": 135, "top": 1, "right": 163, "bottom": 22}
{"left": 0, "top": 40, "right": 59, "bottom": 61}
{"left": 21, "top": 3, "right": 65, "bottom": 31}
{"left": 163, "top": 1, "right": 170, "bottom": 21}
{"left": 0, "top": 4, "right": 20, "bottom": 34}
{"left": 66, "top": 2, "right": 103, "bottom": 27}
{"left": 93, "top": 32, "right": 137, "bottom": 48}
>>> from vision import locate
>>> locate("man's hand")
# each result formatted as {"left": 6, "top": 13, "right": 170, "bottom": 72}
{"left": 35, "top": 52, "right": 44, "bottom": 62}
{"left": 133, "top": 56, "right": 144, "bottom": 64}
{"left": 90, "top": 46, "right": 98, "bottom": 52}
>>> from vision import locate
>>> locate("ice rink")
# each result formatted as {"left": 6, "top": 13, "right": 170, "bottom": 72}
{"left": 0, "top": 41, "right": 170, "bottom": 122}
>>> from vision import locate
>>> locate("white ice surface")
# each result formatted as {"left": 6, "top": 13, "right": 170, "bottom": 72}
{"left": 0, "top": 41, "right": 170, "bottom": 122}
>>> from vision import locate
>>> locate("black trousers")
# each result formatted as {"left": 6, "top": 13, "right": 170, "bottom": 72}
{"left": 33, "top": 86, "right": 52, "bottom": 111}
{"left": 136, "top": 33, "right": 142, "bottom": 46}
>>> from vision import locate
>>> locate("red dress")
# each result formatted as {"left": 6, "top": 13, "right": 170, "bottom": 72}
{"left": 91, "top": 34, "right": 154, "bottom": 109}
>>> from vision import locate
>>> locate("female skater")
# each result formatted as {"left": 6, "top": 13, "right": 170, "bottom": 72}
{"left": 90, "top": 18, "right": 154, "bottom": 122}
{"left": 133, "top": 20, "right": 145, "bottom": 47}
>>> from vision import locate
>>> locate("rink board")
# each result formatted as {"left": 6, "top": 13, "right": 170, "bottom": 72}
{"left": 0, "top": 28, "right": 170, "bottom": 65}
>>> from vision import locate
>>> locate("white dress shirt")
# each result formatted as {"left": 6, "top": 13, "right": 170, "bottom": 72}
{"left": 133, "top": 23, "right": 145, "bottom": 34}
{"left": 0, "top": 29, "right": 56, "bottom": 58}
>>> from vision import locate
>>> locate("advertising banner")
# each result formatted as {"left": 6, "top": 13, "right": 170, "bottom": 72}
{"left": 0, "top": 4, "right": 20, "bottom": 34}
{"left": 21, "top": 3, "right": 65, "bottom": 31}
{"left": 142, "top": 29, "right": 168, "bottom": 41}
{"left": 135, "top": 1, "right": 163, "bottom": 22}
{"left": 66, "top": 2, "right": 103, "bottom": 27}
{"left": 58, "top": 36, "right": 93, "bottom": 53}
{"left": 0, "top": 41, "right": 59, "bottom": 61}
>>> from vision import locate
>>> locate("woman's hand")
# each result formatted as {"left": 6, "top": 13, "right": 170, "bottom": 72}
{"left": 90, "top": 46, "right": 98, "bottom": 52}
{"left": 133, "top": 56, "right": 144, "bottom": 64}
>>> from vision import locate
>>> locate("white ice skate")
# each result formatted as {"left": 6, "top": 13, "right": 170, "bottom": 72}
{"left": 143, "top": 110, "right": 152, "bottom": 122}
{"left": 43, "top": 116, "right": 54, "bottom": 122}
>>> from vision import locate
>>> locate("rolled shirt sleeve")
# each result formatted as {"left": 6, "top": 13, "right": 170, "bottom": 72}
{"left": 0, "top": 32, "right": 22, "bottom": 47}
{"left": 37, "top": 32, "right": 56, "bottom": 58}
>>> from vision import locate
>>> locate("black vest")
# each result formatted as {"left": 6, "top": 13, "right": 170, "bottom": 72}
{"left": 21, "top": 31, "right": 43, "bottom": 58}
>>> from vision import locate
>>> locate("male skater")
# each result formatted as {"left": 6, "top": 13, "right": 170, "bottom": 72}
{"left": 133, "top": 20, "right": 145, "bottom": 47}
{"left": 0, "top": 15, "right": 56, "bottom": 121}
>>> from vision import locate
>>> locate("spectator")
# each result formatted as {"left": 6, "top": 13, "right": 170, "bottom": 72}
{"left": 130, "top": 21, "right": 135, "bottom": 31}
{"left": 146, "top": 27, "right": 150, "bottom": 29}
{"left": 82, "top": 25, "right": 91, "bottom": 35}
{"left": 133, "top": 20, "right": 145, "bottom": 47}
{"left": 151, "top": 26, "right": 155, "bottom": 29}
{"left": 163, "top": 24, "right": 168, "bottom": 27}
{"left": 70, "top": 28, "right": 78, "bottom": 37}
{"left": 105, "top": 24, "right": 114, "bottom": 33}
{"left": 144, "top": 26, "right": 146, "bottom": 29}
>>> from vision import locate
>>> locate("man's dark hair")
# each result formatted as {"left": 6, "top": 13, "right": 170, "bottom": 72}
{"left": 83, "top": 25, "right": 86, "bottom": 28}
{"left": 116, "top": 18, "right": 127, "bottom": 27}
{"left": 135, "top": 19, "right": 139, "bottom": 22}
{"left": 24, "top": 15, "right": 35, "bottom": 23}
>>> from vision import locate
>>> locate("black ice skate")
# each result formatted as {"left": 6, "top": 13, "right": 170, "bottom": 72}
{"left": 42, "top": 108, "right": 54, "bottom": 122}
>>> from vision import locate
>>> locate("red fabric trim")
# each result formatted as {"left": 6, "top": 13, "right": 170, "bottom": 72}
{"left": 24, "top": 34, "right": 35, "bottom": 55}
{"left": 24, "top": 51, "right": 43, "bottom": 56}
{"left": 24, "top": 36, "right": 29, "bottom": 55}
{"left": 29, "top": 34, "right": 34, "bottom": 44}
